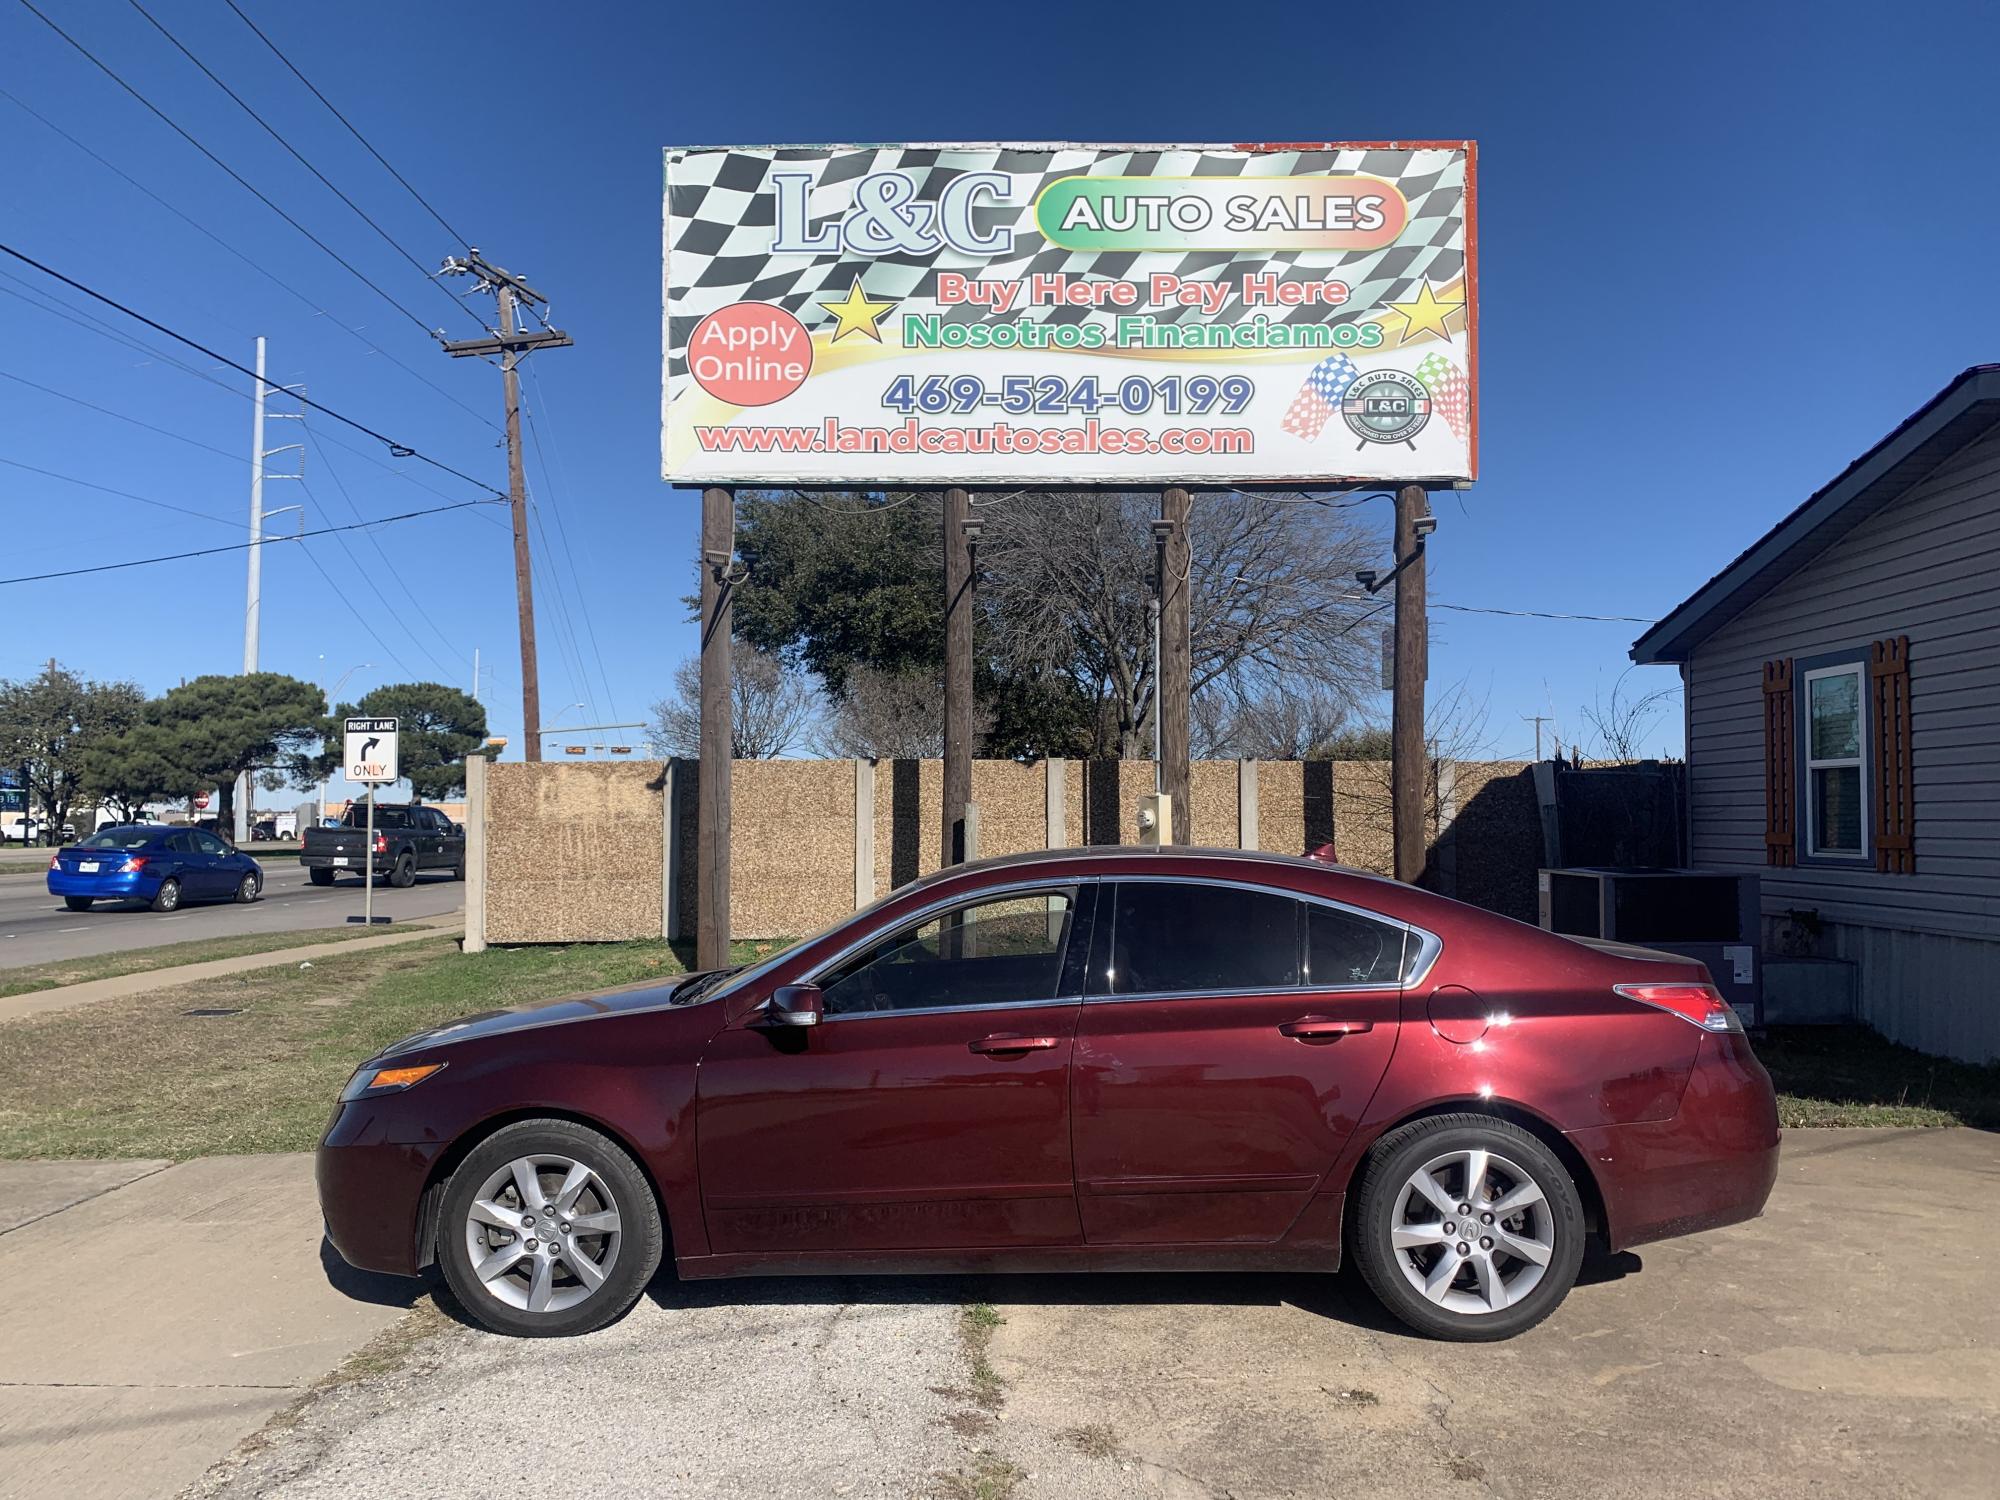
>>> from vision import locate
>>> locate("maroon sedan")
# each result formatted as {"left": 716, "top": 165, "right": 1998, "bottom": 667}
{"left": 319, "top": 847, "right": 1778, "bottom": 1341}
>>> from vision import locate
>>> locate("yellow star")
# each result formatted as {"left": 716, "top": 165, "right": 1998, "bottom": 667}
{"left": 1385, "top": 282, "right": 1464, "bottom": 344}
{"left": 816, "top": 277, "right": 894, "bottom": 343}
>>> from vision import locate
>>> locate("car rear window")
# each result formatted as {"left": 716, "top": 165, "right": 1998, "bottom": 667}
{"left": 1099, "top": 881, "right": 1301, "bottom": 995}
{"left": 79, "top": 829, "right": 155, "bottom": 850}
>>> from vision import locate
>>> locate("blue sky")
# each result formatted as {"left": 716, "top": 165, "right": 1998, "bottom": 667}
{"left": 4, "top": 0, "right": 1997, "bottom": 782}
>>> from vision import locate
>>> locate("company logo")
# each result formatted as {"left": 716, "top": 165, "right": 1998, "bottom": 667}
{"left": 771, "top": 171, "right": 1015, "bottom": 258}
{"left": 1342, "top": 369, "right": 1432, "bottom": 446}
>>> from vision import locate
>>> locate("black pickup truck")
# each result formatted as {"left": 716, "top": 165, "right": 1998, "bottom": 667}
{"left": 300, "top": 804, "right": 465, "bottom": 887}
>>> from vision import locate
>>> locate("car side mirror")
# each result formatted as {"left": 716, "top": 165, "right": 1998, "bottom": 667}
{"left": 451, "top": 823, "right": 464, "bottom": 836}
{"left": 766, "top": 984, "right": 823, "bottom": 1027}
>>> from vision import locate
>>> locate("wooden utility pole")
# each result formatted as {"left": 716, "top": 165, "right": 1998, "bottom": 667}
{"left": 1158, "top": 488, "right": 1192, "bottom": 842}
{"left": 441, "top": 251, "right": 574, "bottom": 764}
{"left": 1392, "top": 484, "right": 1433, "bottom": 883}
{"left": 942, "top": 488, "right": 975, "bottom": 863}
{"left": 697, "top": 487, "right": 734, "bottom": 970}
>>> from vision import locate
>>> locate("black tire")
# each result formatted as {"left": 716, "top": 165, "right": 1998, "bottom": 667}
{"left": 308, "top": 867, "right": 335, "bottom": 886}
{"left": 234, "top": 872, "right": 260, "bottom": 903}
{"left": 1351, "top": 1113, "right": 1585, "bottom": 1342}
{"left": 390, "top": 853, "right": 417, "bottom": 889}
{"left": 452, "top": 860, "right": 466, "bottom": 882}
{"left": 63, "top": 896, "right": 92, "bottom": 912}
{"left": 149, "top": 877, "right": 181, "bottom": 914}
{"left": 436, "top": 1118, "right": 663, "bottom": 1338}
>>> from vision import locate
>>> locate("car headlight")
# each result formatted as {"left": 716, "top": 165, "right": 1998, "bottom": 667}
{"left": 339, "top": 1062, "right": 445, "bottom": 1102}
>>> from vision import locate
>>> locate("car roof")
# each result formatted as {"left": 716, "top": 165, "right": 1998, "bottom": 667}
{"left": 900, "top": 843, "right": 1393, "bottom": 893}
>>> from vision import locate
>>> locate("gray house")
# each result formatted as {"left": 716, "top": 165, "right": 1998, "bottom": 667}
{"left": 1633, "top": 365, "right": 1999, "bottom": 1063}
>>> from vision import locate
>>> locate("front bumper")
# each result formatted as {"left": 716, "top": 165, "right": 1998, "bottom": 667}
{"left": 1568, "top": 1031, "right": 1781, "bottom": 1251}
{"left": 46, "top": 870, "right": 158, "bottom": 901}
{"left": 316, "top": 1103, "right": 445, "bottom": 1278}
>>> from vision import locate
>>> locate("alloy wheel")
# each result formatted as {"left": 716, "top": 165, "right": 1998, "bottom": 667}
{"left": 461, "top": 1154, "right": 623, "bottom": 1315}
{"left": 1389, "top": 1147, "right": 1556, "bottom": 1315}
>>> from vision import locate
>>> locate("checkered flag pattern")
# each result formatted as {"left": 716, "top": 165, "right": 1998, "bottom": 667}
{"left": 1414, "top": 351, "right": 1470, "bottom": 440}
{"left": 664, "top": 145, "right": 1469, "bottom": 385}
{"left": 1281, "top": 354, "right": 1361, "bottom": 440}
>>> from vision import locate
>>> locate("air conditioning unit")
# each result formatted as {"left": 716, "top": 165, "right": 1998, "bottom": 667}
{"left": 1538, "top": 867, "right": 1762, "bottom": 1026}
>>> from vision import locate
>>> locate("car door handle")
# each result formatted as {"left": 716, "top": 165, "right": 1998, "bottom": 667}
{"left": 968, "top": 1033, "right": 1061, "bottom": 1054}
{"left": 1278, "top": 1016, "right": 1374, "bottom": 1040}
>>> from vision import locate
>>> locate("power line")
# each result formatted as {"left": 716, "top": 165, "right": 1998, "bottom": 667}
{"left": 1430, "top": 602, "right": 1655, "bottom": 624}
{"left": 0, "top": 455, "right": 237, "bottom": 529}
{"left": 0, "top": 242, "right": 504, "bottom": 498}
{"left": 121, "top": 0, "right": 479, "bottom": 334}
{"left": 13, "top": 0, "right": 444, "bottom": 341}
{"left": 0, "top": 367, "right": 243, "bottom": 465}
{"left": 296, "top": 540, "right": 417, "bottom": 678}
{"left": 523, "top": 366, "right": 619, "bottom": 720}
{"left": 220, "top": 0, "right": 472, "bottom": 251}
{"left": 0, "top": 499, "right": 499, "bottom": 586}
{"left": 0, "top": 87, "right": 498, "bottom": 432}
{"left": 307, "top": 427, "right": 465, "bottom": 674}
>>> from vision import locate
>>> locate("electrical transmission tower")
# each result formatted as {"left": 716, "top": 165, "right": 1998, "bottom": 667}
{"left": 440, "top": 251, "right": 573, "bottom": 761}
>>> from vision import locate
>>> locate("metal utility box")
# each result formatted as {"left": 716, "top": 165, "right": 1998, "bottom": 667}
{"left": 1538, "top": 867, "right": 1763, "bottom": 1026}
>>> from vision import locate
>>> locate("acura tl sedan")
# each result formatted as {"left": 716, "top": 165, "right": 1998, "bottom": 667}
{"left": 319, "top": 847, "right": 1779, "bottom": 1341}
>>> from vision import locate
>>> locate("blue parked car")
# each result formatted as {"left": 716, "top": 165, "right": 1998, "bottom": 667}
{"left": 47, "top": 825, "right": 264, "bottom": 913}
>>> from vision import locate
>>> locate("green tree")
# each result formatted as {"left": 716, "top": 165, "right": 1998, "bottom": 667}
{"left": 80, "top": 723, "right": 196, "bottom": 823}
{"left": 314, "top": 682, "right": 488, "bottom": 801}
{"left": 111, "top": 673, "right": 327, "bottom": 828}
{"left": 0, "top": 664, "right": 145, "bottom": 842}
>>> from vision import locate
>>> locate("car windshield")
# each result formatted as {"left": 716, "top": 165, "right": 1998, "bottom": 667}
{"left": 78, "top": 829, "right": 156, "bottom": 850}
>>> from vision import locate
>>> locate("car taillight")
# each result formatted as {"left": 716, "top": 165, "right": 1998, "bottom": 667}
{"left": 48, "top": 853, "right": 60, "bottom": 870}
{"left": 373, "top": 834, "right": 388, "bottom": 853}
{"left": 1614, "top": 981, "right": 1743, "bottom": 1033}
{"left": 119, "top": 856, "right": 148, "bottom": 873}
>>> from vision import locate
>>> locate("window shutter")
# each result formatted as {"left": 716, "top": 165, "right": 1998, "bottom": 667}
{"left": 1761, "top": 658, "right": 1796, "bottom": 867}
{"left": 1870, "top": 635, "right": 1914, "bottom": 874}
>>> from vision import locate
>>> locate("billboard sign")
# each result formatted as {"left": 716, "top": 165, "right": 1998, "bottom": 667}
{"left": 663, "top": 142, "right": 1476, "bottom": 486}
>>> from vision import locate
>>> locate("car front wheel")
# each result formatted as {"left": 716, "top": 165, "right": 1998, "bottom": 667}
{"left": 234, "top": 872, "right": 260, "bottom": 903}
{"left": 436, "top": 1119, "right": 663, "bottom": 1338}
{"left": 1351, "top": 1114, "right": 1585, "bottom": 1342}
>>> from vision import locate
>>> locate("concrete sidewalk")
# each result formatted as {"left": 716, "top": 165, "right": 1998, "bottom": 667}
{"left": 0, "top": 919, "right": 462, "bottom": 1024}
{"left": 0, "top": 1155, "right": 419, "bottom": 1500}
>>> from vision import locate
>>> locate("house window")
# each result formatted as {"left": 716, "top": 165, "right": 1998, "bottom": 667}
{"left": 1803, "top": 663, "right": 1867, "bottom": 858}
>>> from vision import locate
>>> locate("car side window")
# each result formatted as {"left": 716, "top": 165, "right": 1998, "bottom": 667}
{"left": 195, "top": 831, "right": 229, "bottom": 857}
{"left": 1305, "top": 903, "right": 1407, "bottom": 987}
{"left": 817, "top": 889, "right": 1077, "bottom": 1016}
{"left": 1097, "top": 881, "right": 1300, "bottom": 996}
{"left": 167, "top": 832, "right": 195, "bottom": 854}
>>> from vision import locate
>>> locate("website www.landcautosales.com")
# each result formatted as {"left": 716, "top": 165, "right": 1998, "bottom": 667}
{"left": 693, "top": 417, "right": 1254, "bottom": 456}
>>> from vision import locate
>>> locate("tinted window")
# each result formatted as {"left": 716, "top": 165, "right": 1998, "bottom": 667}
{"left": 1306, "top": 904, "right": 1407, "bottom": 986}
{"left": 79, "top": 829, "right": 154, "bottom": 850}
{"left": 167, "top": 832, "right": 197, "bottom": 854}
{"left": 819, "top": 890, "right": 1075, "bottom": 1016}
{"left": 1100, "top": 881, "right": 1300, "bottom": 995}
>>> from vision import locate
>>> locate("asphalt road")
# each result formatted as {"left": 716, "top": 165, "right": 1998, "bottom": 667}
{"left": 192, "top": 1130, "right": 1998, "bottom": 1500}
{"left": 0, "top": 864, "right": 464, "bottom": 969}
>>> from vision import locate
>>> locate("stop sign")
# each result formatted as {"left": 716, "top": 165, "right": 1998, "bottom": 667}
{"left": 193, "top": 794, "right": 211, "bottom": 810}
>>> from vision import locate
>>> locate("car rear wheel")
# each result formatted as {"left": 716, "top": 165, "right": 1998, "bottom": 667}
{"left": 308, "top": 867, "right": 335, "bottom": 886}
{"left": 63, "top": 896, "right": 92, "bottom": 912}
{"left": 149, "top": 878, "right": 181, "bottom": 914}
{"left": 437, "top": 1119, "right": 663, "bottom": 1338}
{"left": 390, "top": 853, "right": 416, "bottom": 889}
{"left": 1352, "top": 1114, "right": 1584, "bottom": 1342}
{"left": 234, "top": 872, "right": 260, "bottom": 903}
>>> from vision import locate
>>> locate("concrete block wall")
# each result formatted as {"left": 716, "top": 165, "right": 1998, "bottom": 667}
{"left": 469, "top": 756, "right": 1540, "bottom": 945}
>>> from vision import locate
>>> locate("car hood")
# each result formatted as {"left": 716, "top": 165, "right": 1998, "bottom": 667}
{"left": 372, "top": 976, "right": 707, "bottom": 1061}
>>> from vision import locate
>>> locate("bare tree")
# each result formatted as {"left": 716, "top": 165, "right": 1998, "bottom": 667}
{"left": 1580, "top": 668, "right": 1680, "bottom": 763}
{"left": 1198, "top": 678, "right": 1360, "bottom": 760}
{"left": 648, "top": 647, "right": 818, "bottom": 759}
{"left": 977, "top": 490, "right": 1379, "bottom": 758}
{"left": 813, "top": 665, "right": 993, "bottom": 759}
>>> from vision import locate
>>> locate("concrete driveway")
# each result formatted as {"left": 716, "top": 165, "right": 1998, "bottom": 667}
{"left": 0, "top": 865, "right": 464, "bottom": 969}
{"left": 187, "top": 1128, "right": 1997, "bottom": 1499}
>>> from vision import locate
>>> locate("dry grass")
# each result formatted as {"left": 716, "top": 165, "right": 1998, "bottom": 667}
{"left": 0, "top": 937, "right": 704, "bottom": 1159}
{"left": 0, "top": 924, "right": 397, "bottom": 999}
